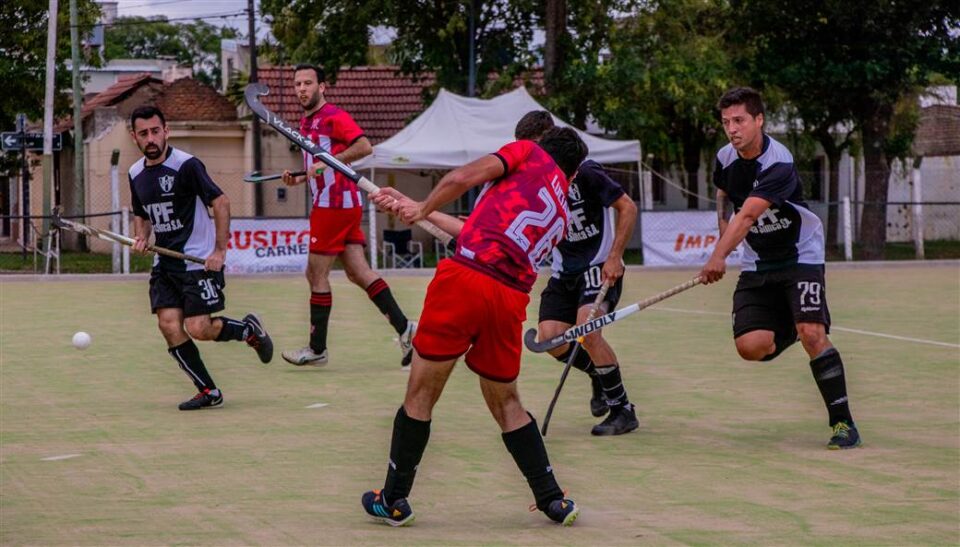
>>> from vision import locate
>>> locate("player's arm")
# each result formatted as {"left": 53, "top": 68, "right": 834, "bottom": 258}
{"left": 602, "top": 194, "right": 638, "bottom": 282}
{"left": 132, "top": 215, "right": 152, "bottom": 254}
{"left": 372, "top": 186, "right": 465, "bottom": 237}
{"left": 205, "top": 194, "right": 230, "bottom": 272}
{"left": 716, "top": 188, "right": 732, "bottom": 236}
{"left": 698, "top": 196, "right": 771, "bottom": 284}
{"left": 335, "top": 135, "right": 373, "bottom": 164}
{"left": 396, "top": 155, "right": 505, "bottom": 224}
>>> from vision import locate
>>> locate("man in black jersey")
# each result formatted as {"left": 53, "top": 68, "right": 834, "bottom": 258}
{"left": 699, "top": 87, "right": 860, "bottom": 449}
{"left": 128, "top": 106, "right": 274, "bottom": 411}
{"left": 522, "top": 113, "right": 641, "bottom": 436}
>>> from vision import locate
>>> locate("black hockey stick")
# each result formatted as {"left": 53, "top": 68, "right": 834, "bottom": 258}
{"left": 524, "top": 276, "right": 703, "bottom": 353}
{"left": 244, "top": 83, "right": 454, "bottom": 246}
{"left": 244, "top": 170, "right": 305, "bottom": 183}
{"left": 52, "top": 211, "right": 205, "bottom": 264}
{"left": 541, "top": 282, "right": 610, "bottom": 437}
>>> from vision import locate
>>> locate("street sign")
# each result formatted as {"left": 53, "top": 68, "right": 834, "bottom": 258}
{"left": 1, "top": 132, "right": 62, "bottom": 152}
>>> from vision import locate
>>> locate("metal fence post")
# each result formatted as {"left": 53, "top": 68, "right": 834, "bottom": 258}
{"left": 369, "top": 167, "right": 378, "bottom": 270}
{"left": 912, "top": 165, "right": 925, "bottom": 260}
{"left": 842, "top": 196, "right": 853, "bottom": 261}
{"left": 110, "top": 149, "right": 121, "bottom": 273}
{"left": 121, "top": 206, "right": 130, "bottom": 274}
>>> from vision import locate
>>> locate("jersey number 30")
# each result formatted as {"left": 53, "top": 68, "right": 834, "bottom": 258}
{"left": 504, "top": 187, "right": 566, "bottom": 267}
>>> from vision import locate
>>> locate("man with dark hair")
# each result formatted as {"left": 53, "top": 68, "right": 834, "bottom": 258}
{"left": 514, "top": 110, "right": 555, "bottom": 140}
{"left": 128, "top": 105, "right": 273, "bottom": 410}
{"left": 361, "top": 127, "right": 589, "bottom": 526}
{"left": 699, "top": 86, "right": 861, "bottom": 449}
{"left": 280, "top": 64, "right": 416, "bottom": 369}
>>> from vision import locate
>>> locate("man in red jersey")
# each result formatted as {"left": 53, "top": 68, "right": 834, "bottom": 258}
{"left": 280, "top": 64, "right": 416, "bottom": 369}
{"left": 360, "top": 127, "right": 588, "bottom": 527}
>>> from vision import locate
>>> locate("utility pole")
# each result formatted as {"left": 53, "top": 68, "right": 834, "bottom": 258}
{"left": 248, "top": 0, "right": 263, "bottom": 216}
{"left": 70, "top": 0, "right": 85, "bottom": 241}
{"left": 467, "top": 0, "right": 476, "bottom": 97}
{"left": 42, "top": 0, "right": 59, "bottom": 242}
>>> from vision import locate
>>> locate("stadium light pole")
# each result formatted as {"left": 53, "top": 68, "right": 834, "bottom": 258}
{"left": 42, "top": 0, "right": 60, "bottom": 243}
{"left": 70, "top": 0, "right": 85, "bottom": 244}
{"left": 248, "top": 0, "right": 263, "bottom": 217}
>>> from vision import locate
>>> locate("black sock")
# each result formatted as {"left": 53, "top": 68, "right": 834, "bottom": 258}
{"left": 366, "top": 279, "right": 408, "bottom": 335}
{"left": 554, "top": 346, "right": 596, "bottom": 375}
{"left": 809, "top": 348, "right": 853, "bottom": 426}
{"left": 310, "top": 292, "right": 332, "bottom": 353}
{"left": 214, "top": 316, "right": 248, "bottom": 342}
{"left": 502, "top": 414, "right": 564, "bottom": 512}
{"left": 168, "top": 339, "right": 216, "bottom": 392}
{"left": 596, "top": 364, "right": 630, "bottom": 409}
{"left": 382, "top": 406, "right": 431, "bottom": 505}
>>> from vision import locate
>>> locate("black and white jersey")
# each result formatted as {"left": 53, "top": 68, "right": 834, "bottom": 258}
{"left": 713, "top": 134, "right": 824, "bottom": 271}
{"left": 129, "top": 147, "right": 223, "bottom": 272}
{"left": 550, "top": 160, "right": 625, "bottom": 277}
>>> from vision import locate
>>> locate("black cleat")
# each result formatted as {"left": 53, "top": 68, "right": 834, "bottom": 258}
{"left": 243, "top": 313, "right": 273, "bottom": 364}
{"left": 827, "top": 421, "right": 862, "bottom": 449}
{"left": 589, "top": 375, "right": 608, "bottom": 417}
{"left": 544, "top": 498, "right": 580, "bottom": 526}
{"left": 178, "top": 389, "right": 223, "bottom": 411}
{"left": 591, "top": 404, "right": 639, "bottom": 436}
{"left": 362, "top": 489, "right": 415, "bottom": 526}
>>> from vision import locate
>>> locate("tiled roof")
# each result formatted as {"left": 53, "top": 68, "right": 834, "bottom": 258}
{"left": 156, "top": 78, "right": 237, "bottom": 122}
{"left": 79, "top": 73, "right": 158, "bottom": 119}
{"left": 914, "top": 104, "right": 960, "bottom": 157}
{"left": 257, "top": 66, "right": 435, "bottom": 143}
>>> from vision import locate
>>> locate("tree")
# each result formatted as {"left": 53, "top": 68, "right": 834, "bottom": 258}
{"left": 0, "top": 0, "right": 100, "bottom": 170}
{"left": 262, "top": 0, "right": 537, "bottom": 95}
{"left": 103, "top": 17, "right": 239, "bottom": 87}
{"left": 595, "top": 0, "right": 735, "bottom": 208}
{"left": 734, "top": 0, "right": 959, "bottom": 258}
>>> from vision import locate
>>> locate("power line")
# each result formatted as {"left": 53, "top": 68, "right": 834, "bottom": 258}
{"left": 72, "top": 11, "right": 248, "bottom": 28}
{"left": 119, "top": 0, "right": 201, "bottom": 9}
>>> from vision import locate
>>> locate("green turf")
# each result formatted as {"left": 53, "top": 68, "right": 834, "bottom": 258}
{"left": 1, "top": 266, "right": 958, "bottom": 545}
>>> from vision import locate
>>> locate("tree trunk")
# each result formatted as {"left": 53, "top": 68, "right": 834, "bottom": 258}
{"left": 824, "top": 149, "right": 841, "bottom": 249}
{"left": 543, "top": 0, "right": 567, "bottom": 95}
{"left": 859, "top": 123, "right": 891, "bottom": 259}
{"left": 683, "top": 146, "right": 701, "bottom": 210}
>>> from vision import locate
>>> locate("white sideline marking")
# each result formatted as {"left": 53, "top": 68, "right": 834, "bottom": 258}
{"left": 654, "top": 307, "right": 960, "bottom": 349}
{"left": 41, "top": 454, "right": 81, "bottom": 461}
{"left": 305, "top": 403, "right": 329, "bottom": 409}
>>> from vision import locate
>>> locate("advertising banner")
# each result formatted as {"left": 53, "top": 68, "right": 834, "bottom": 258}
{"left": 224, "top": 218, "right": 310, "bottom": 274}
{"left": 641, "top": 211, "right": 742, "bottom": 266}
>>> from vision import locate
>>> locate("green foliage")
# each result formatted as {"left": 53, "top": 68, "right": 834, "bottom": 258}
{"left": 103, "top": 16, "right": 239, "bottom": 87}
{"left": 594, "top": 0, "right": 734, "bottom": 165}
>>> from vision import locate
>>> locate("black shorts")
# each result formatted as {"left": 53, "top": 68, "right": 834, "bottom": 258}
{"left": 538, "top": 264, "right": 624, "bottom": 325}
{"left": 149, "top": 269, "right": 227, "bottom": 317}
{"left": 732, "top": 264, "right": 831, "bottom": 338}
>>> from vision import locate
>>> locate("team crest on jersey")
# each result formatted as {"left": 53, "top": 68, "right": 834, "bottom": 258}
{"left": 568, "top": 183, "right": 582, "bottom": 202}
{"left": 159, "top": 175, "right": 174, "bottom": 193}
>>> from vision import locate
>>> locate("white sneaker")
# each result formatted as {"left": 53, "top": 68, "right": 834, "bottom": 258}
{"left": 398, "top": 321, "right": 416, "bottom": 368}
{"left": 281, "top": 347, "right": 329, "bottom": 367}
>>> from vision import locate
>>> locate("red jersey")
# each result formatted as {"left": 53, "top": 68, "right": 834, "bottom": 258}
{"left": 452, "top": 140, "right": 569, "bottom": 293}
{"left": 299, "top": 103, "right": 366, "bottom": 209}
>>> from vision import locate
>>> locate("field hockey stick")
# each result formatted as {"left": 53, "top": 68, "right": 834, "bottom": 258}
{"left": 52, "top": 212, "right": 205, "bottom": 264}
{"left": 243, "top": 170, "right": 306, "bottom": 183}
{"left": 244, "top": 83, "right": 454, "bottom": 246}
{"left": 540, "top": 281, "right": 610, "bottom": 437}
{"left": 524, "top": 276, "right": 703, "bottom": 353}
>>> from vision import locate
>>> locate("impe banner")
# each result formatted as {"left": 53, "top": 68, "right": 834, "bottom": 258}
{"left": 641, "top": 211, "right": 742, "bottom": 266}
{"left": 225, "top": 218, "right": 310, "bottom": 274}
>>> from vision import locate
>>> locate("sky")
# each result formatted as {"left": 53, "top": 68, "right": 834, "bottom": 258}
{"left": 113, "top": 0, "right": 266, "bottom": 37}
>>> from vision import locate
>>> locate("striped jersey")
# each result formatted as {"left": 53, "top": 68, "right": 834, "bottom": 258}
{"left": 713, "top": 134, "right": 824, "bottom": 271}
{"left": 299, "top": 103, "right": 366, "bottom": 209}
{"left": 453, "top": 140, "right": 570, "bottom": 293}
{"left": 129, "top": 147, "right": 222, "bottom": 272}
{"left": 550, "top": 159, "right": 625, "bottom": 277}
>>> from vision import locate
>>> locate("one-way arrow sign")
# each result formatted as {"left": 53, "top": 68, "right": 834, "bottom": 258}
{"left": 1, "top": 132, "right": 62, "bottom": 152}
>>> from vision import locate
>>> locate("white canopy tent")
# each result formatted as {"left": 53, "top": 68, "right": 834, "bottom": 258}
{"left": 354, "top": 87, "right": 643, "bottom": 268}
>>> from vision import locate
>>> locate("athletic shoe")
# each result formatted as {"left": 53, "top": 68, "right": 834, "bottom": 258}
{"left": 398, "top": 321, "right": 417, "bottom": 369}
{"left": 827, "top": 421, "right": 862, "bottom": 449}
{"left": 590, "top": 404, "right": 639, "bottom": 436}
{"left": 243, "top": 313, "right": 273, "bottom": 364}
{"left": 281, "top": 347, "right": 329, "bottom": 367}
{"left": 361, "top": 489, "right": 415, "bottom": 527}
{"left": 544, "top": 498, "right": 580, "bottom": 526}
{"left": 589, "top": 375, "right": 608, "bottom": 417}
{"left": 178, "top": 389, "right": 223, "bottom": 411}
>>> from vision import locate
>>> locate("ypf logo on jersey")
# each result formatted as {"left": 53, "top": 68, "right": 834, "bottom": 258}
{"left": 159, "top": 175, "right": 174, "bottom": 194}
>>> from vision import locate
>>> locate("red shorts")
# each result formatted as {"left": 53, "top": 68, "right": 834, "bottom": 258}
{"left": 309, "top": 207, "right": 366, "bottom": 255}
{"left": 413, "top": 260, "right": 530, "bottom": 383}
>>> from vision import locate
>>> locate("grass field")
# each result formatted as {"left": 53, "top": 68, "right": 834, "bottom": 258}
{"left": 1, "top": 265, "right": 958, "bottom": 545}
